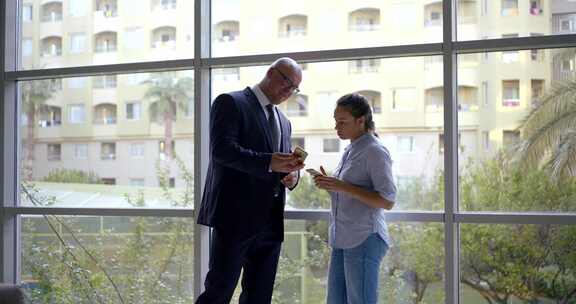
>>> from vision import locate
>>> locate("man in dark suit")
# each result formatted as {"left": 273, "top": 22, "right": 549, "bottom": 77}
{"left": 196, "top": 57, "right": 304, "bottom": 304}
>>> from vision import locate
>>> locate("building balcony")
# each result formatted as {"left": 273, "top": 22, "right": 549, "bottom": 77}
{"left": 92, "top": 89, "right": 117, "bottom": 105}
{"left": 93, "top": 11, "right": 120, "bottom": 33}
{"left": 40, "top": 23, "right": 64, "bottom": 39}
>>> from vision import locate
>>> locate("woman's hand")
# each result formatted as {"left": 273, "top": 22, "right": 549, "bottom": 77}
{"left": 313, "top": 175, "right": 349, "bottom": 193}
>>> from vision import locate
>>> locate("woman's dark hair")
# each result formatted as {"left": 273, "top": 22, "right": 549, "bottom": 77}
{"left": 336, "top": 93, "right": 376, "bottom": 133}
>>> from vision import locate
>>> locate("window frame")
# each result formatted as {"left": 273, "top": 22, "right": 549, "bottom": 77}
{"left": 2, "top": 0, "right": 576, "bottom": 303}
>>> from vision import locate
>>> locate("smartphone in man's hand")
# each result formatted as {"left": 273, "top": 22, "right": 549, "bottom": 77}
{"left": 293, "top": 146, "right": 308, "bottom": 161}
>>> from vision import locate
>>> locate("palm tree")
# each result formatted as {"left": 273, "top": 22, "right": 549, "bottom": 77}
{"left": 142, "top": 72, "right": 193, "bottom": 159}
{"left": 21, "top": 79, "right": 58, "bottom": 180}
{"left": 516, "top": 49, "right": 576, "bottom": 180}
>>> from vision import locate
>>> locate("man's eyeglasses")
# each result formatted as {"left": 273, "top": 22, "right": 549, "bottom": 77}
{"left": 272, "top": 67, "right": 300, "bottom": 94}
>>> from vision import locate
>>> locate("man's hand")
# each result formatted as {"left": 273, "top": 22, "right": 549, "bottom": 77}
{"left": 270, "top": 153, "right": 304, "bottom": 173}
{"left": 281, "top": 171, "right": 298, "bottom": 188}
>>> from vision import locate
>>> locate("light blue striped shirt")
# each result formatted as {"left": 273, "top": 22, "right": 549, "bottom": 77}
{"left": 329, "top": 133, "right": 397, "bottom": 249}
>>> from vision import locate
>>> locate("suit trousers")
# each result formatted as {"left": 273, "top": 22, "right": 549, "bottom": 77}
{"left": 195, "top": 218, "right": 282, "bottom": 304}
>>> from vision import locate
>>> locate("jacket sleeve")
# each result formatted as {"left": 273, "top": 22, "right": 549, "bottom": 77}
{"left": 210, "top": 93, "right": 274, "bottom": 178}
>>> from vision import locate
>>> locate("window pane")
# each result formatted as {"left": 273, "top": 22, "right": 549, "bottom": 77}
{"left": 21, "top": 215, "right": 194, "bottom": 301}
{"left": 211, "top": 58, "right": 444, "bottom": 211}
{"left": 211, "top": 1, "right": 442, "bottom": 57}
{"left": 19, "top": 71, "right": 195, "bottom": 208}
{"left": 19, "top": 0, "right": 195, "bottom": 70}
{"left": 232, "top": 220, "right": 444, "bottom": 303}
{"left": 458, "top": 48, "right": 576, "bottom": 213}
{"left": 457, "top": 0, "right": 575, "bottom": 40}
{"left": 461, "top": 224, "right": 576, "bottom": 302}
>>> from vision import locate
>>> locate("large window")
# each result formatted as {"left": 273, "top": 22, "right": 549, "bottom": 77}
{"left": 4, "top": 1, "right": 576, "bottom": 303}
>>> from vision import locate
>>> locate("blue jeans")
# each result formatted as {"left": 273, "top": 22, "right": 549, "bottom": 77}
{"left": 327, "top": 233, "right": 388, "bottom": 304}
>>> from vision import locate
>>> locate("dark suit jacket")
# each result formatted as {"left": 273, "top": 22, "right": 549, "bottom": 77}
{"left": 197, "top": 87, "right": 297, "bottom": 241}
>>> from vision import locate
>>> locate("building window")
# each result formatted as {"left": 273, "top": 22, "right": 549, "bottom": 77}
{"left": 502, "top": 80, "right": 520, "bottom": 107}
{"left": 425, "top": 87, "right": 443, "bottom": 112}
{"left": 291, "top": 137, "right": 305, "bottom": 150}
{"left": 391, "top": 87, "right": 416, "bottom": 112}
{"left": 22, "top": 4, "right": 33, "bottom": 22}
{"left": 503, "top": 130, "right": 520, "bottom": 148}
{"left": 130, "top": 143, "right": 145, "bottom": 158}
{"left": 501, "top": 0, "right": 518, "bottom": 16}
{"left": 215, "top": 21, "right": 239, "bottom": 42}
{"left": 153, "top": 0, "right": 176, "bottom": 10}
{"left": 152, "top": 27, "right": 177, "bottom": 49}
{"left": 169, "top": 177, "right": 176, "bottom": 188}
{"left": 284, "top": 94, "right": 308, "bottom": 117}
{"left": 159, "top": 140, "right": 175, "bottom": 158}
{"left": 101, "top": 143, "right": 116, "bottom": 160}
{"left": 278, "top": 15, "right": 307, "bottom": 38}
{"left": 560, "top": 16, "right": 575, "bottom": 33}
{"left": 126, "top": 102, "right": 142, "bottom": 120}
{"left": 482, "top": 81, "right": 489, "bottom": 107}
{"left": 529, "top": 0, "right": 542, "bottom": 16}
{"left": 323, "top": 138, "right": 340, "bottom": 153}
{"left": 47, "top": 144, "right": 61, "bottom": 161}
{"left": 458, "top": 86, "right": 479, "bottom": 112}
{"left": 41, "top": 2, "right": 62, "bottom": 22}
{"left": 93, "top": 75, "right": 117, "bottom": 89}
{"left": 349, "top": 59, "right": 380, "bottom": 74}
{"left": 68, "top": 104, "right": 86, "bottom": 123}
{"left": 41, "top": 36, "right": 62, "bottom": 57}
{"left": 22, "top": 38, "right": 33, "bottom": 56}
{"left": 74, "top": 144, "right": 88, "bottom": 160}
{"left": 213, "top": 68, "right": 240, "bottom": 82}
{"left": 129, "top": 178, "right": 145, "bottom": 187}
{"left": 348, "top": 8, "right": 380, "bottom": 31}
{"left": 397, "top": 136, "right": 415, "bottom": 153}
{"left": 93, "top": 104, "right": 117, "bottom": 125}
{"left": 424, "top": 3, "right": 442, "bottom": 26}
{"left": 482, "top": 131, "right": 490, "bottom": 150}
{"left": 94, "top": 31, "right": 117, "bottom": 53}
{"left": 481, "top": 0, "right": 488, "bottom": 16}
{"left": 356, "top": 90, "right": 382, "bottom": 114}
{"left": 95, "top": 0, "right": 118, "bottom": 17}
{"left": 70, "top": 33, "right": 86, "bottom": 53}
{"left": 101, "top": 178, "right": 116, "bottom": 185}
{"left": 39, "top": 105, "right": 62, "bottom": 127}
{"left": 531, "top": 79, "right": 544, "bottom": 108}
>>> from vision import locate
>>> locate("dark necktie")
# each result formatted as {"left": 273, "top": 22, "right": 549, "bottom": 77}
{"left": 266, "top": 104, "right": 279, "bottom": 152}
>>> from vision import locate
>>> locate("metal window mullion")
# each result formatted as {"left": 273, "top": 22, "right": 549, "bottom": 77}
{"left": 456, "top": 212, "right": 576, "bottom": 225}
{"left": 204, "top": 43, "right": 444, "bottom": 68}
{"left": 456, "top": 34, "right": 576, "bottom": 53}
{"left": 444, "top": 0, "right": 459, "bottom": 303}
{"left": 193, "top": 0, "right": 211, "bottom": 299}
{"left": 2, "top": 0, "right": 19, "bottom": 284}
{"left": 5, "top": 207, "right": 195, "bottom": 217}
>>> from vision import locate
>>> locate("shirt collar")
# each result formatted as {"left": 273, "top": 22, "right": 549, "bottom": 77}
{"left": 347, "top": 132, "right": 374, "bottom": 152}
{"left": 252, "top": 84, "right": 272, "bottom": 108}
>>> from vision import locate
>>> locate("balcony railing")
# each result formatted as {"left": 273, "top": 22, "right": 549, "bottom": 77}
{"left": 278, "top": 29, "right": 306, "bottom": 38}
{"left": 153, "top": 40, "right": 176, "bottom": 49}
{"left": 39, "top": 120, "right": 62, "bottom": 128}
{"left": 503, "top": 99, "right": 520, "bottom": 107}
{"left": 41, "top": 13, "right": 62, "bottom": 22}
{"left": 95, "top": 45, "right": 117, "bottom": 53}
{"left": 349, "top": 24, "right": 380, "bottom": 32}
{"left": 94, "top": 117, "right": 117, "bottom": 125}
{"left": 100, "top": 153, "right": 116, "bottom": 160}
{"left": 41, "top": 49, "right": 62, "bottom": 57}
